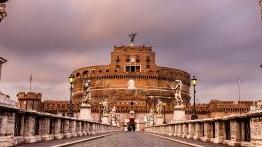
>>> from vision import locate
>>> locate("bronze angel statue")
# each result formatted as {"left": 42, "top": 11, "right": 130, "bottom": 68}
{"left": 128, "top": 33, "right": 137, "bottom": 43}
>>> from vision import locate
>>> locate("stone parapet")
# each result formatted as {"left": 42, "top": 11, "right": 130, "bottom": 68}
{"left": 144, "top": 111, "right": 262, "bottom": 146}
{"left": 0, "top": 104, "right": 121, "bottom": 146}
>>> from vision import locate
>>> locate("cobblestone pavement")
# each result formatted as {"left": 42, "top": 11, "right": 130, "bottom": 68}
{"left": 148, "top": 133, "right": 229, "bottom": 147}
{"left": 16, "top": 132, "right": 230, "bottom": 147}
{"left": 69, "top": 132, "right": 190, "bottom": 147}
{"left": 16, "top": 134, "right": 113, "bottom": 147}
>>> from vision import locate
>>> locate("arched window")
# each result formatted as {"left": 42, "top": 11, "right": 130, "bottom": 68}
{"left": 83, "top": 70, "right": 88, "bottom": 75}
{"left": 76, "top": 73, "right": 80, "bottom": 77}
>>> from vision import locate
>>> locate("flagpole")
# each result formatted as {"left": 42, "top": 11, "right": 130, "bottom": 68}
{"left": 238, "top": 77, "right": 241, "bottom": 102}
{"left": 30, "top": 73, "right": 32, "bottom": 92}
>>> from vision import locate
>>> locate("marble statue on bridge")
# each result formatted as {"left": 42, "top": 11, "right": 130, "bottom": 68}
{"left": 111, "top": 106, "right": 117, "bottom": 126}
{"left": 156, "top": 99, "right": 163, "bottom": 114}
{"left": 171, "top": 80, "right": 186, "bottom": 122}
{"left": 82, "top": 80, "right": 91, "bottom": 105}
{"left": 172, "top": 80, "right": 183, "bottom": 106}
{"left": 102, "top": 99, "right": 109, "bottom": 115}
{"left": 79, "top": 80, "right": 93, "bottom": 120}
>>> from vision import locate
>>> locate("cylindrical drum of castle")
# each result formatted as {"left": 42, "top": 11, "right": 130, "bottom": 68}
{"left": 72, "top": 45, "right": 191, "bottom": 129}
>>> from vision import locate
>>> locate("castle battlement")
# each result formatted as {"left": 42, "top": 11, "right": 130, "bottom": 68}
{"left": 17, "top": 92, "right": 42, "bottom": 101}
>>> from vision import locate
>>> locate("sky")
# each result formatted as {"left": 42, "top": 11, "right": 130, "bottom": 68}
{"left": 0, "top": 0, "right": 262, "bottom": 103}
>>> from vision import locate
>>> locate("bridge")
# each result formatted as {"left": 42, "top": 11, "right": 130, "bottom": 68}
{"left": 0, "top": 101, "right": 261, "bottom": 147}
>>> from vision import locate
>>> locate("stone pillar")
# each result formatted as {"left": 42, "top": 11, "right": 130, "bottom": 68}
{"left": 168, "top": 125, "right": 173, "bottom": 136}
{"left": 82, "top": 122, "right": 87, "bottom": 135}
{"left": 86, "top": 122, "right": 91, "bottom": 135}
{"left": 90, "top": 123, "right": 95, "bottom": 135}
{"left": 102, "top": 114, "right": 109, "bottom": 125}
{"left": 211, "top": 121, "right": 225, "bottom": 144}
{"left": 178, "top": 124, "right": 183, "bottom": 137}
{"left": 182, "top": 123, "right": 188, "bottom": 138}
{"left": 70, "top": 120, "right": 77, "bottom": 137}
{"left": 63, "top": 120, "right": 71, "bottom": 138}
{"left": 0, "top": 112, "right": 15, "bottom": 147}
{"left": 201, "top": 122, "right": 212, "bottom": 142}
{"left": 188, "top": 123, "right": 195, "bottom": 139}
{"left": 79, "top": 104, "right": 93, "bottom": 121}
{"left": 227, "top": 120, "right": 241, "bottom": 146}
{"left": 172, "top": 105, "right": 186, "bottom": 122}
{"left": 174, "top": 124, "right": 178, "bottom": 136}
{"left": 250, "top": 117, "right": 262, "bottom": 146}
{"left": 155, "top": 114, "right": 164, "bottom": 125}
{"left": 76, "top": 121, "right": 82, "bottom": 136}
{"left": 23, "top": 115, "right": 41, "bottom": 143}
{"left": 193, "top": 123, "right": 201, "bottom": 140}
{"left": 54, "top": 119, "right": 63, "bottom": 139}
{"left": 40, "top": 118, "right": 51, "bottom": 141}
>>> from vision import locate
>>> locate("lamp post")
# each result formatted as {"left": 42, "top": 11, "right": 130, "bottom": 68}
{"left": 0, "top": 0, "right": 8, "bottom": 22}
{"left": 99, "top": 102, "right": 102, "bottom": 123}
{"left": 191, "top": 76, "right": 198, "bottom": 120}
{"left": 163, "top": 103, "right": 166, "bottom": 124}
{"left": 67, "top": 74, "right": 74, "bottom": 117}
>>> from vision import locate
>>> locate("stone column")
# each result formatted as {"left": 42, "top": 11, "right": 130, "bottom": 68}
{"left": 178, "top": 124, "right": 183, "bottom": 137}
{"left": 40, "top": 118, "right": 51, "bottom": 141}
{"left": 90, "top": 123, "right": 94, "bottom": 135}
{"left": 188, "top": 123, "right": 195, "bottom": 139}
{"left": 86, "top": 122, "right": 91, "bottom": 135}
{"left": 168, "top": 125, "right": 173, "bottom": 136}
{"left": 82, "top": 122, "right": 87, "bottom": 136}
{"left": 250, "top": 117, "right": 262, "bottom": 146}
{"left": 76, "top": 121, "right": 82, "bottom": 136}
{"left": 63, "top": 120, "right": 71, "bottom": 138}
{"left": 54, "top": 119, "right": 63, "bottom": 139}
{"left": 0, "top": 112, "right": 15, "bottom": 147}
{"left": 193, "top": 123, "right": 201, "bottom": 140}
{"left": 18, "top": 115, "right": 25, "bottom": 137}
{"left": 23, "top": 115, "right": 40, "bottom": 143}
{"left": 70, "top": 120, "right": 77, "bottom": 137}
{"left": 182, "top": 123, "right": 188, "bottom": 138}
{"left": 201, "top": 122, "right": 212, "bottom": 142}
{"left": 211, "top": 121, "right": 225, "bottom": 144}
{"left": 228, "top": 120, "right": 241, "bottom": 146}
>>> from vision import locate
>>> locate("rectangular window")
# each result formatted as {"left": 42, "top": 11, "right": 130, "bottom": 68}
{"left": 126, "top": 66, "right": 140, "bottom": 72}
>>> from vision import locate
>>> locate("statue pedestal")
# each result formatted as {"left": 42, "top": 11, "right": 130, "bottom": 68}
{"left": 172, "top": 105, "right": 186, "bottom": 122}
{"left": 101, "top": 114, "right": 109, "bottom": 125}
{"left": 155, "top": 114, "right": 164, "bottom": 125}
{"left": 79, "top": 104, "right": 92, "bottom": 121}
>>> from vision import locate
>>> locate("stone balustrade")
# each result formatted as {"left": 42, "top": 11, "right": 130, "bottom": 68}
{"left": 0, "top": 103, "right": 121, "bottom": 146}
{"left": 144, "top": 111, "right": 262, "bottom": 147}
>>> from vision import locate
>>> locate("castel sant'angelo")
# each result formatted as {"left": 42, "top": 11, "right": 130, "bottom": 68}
{"left": 16, "top": 36, "right": 255, "bottom": 130}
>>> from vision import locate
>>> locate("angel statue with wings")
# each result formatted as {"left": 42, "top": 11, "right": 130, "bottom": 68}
{"left": 82, "top": 80, "right": 91, "bottom": 105}
{"left": 102, "top": 99, "right": 109, "bottom": 115}
{"left": 128, "top": 33, "right": 137, "bottom": 43}
{"left": 172, "top": 80, "right": 183, "bottom": 106}
{"left": 156, "top": 99, "right": 163, "bottom": 114}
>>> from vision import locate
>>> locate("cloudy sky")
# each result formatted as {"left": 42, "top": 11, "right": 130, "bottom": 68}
{"left": 0, "top": 0, "right": 262, "bottom": 103}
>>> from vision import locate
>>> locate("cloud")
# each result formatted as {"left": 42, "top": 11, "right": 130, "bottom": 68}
{"left": 0, "top": 0, "right": 261, "bottom": 102}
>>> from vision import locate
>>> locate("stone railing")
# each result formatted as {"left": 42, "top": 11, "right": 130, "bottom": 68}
{"left": 144, "top": 111, "right": 262, "bottom": 147}
{"left": 0, "top": 103, "right": 121, "bottom": 146}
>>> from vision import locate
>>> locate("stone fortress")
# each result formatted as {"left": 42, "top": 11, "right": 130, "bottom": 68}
{"left": 15, "top": 41, "right": 260, "bottom": 131}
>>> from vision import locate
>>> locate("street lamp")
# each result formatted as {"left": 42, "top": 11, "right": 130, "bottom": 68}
{"left": 163, "top": 103, "right": 166, "bottom": 124}
{"left": 67, "top": 74, "right": 74, "bottom": 117}
{"left": 99, "top": 102, "right": 102, "bottom": 123}
{"left": 0, "top": 0, "right": 9, "bottom": 22}
{"left": 191, "top": 76, "right": 198, "bottom": 120}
